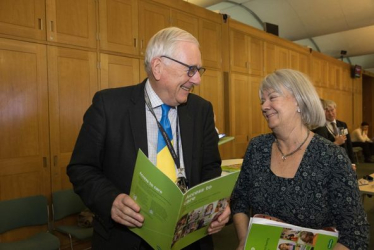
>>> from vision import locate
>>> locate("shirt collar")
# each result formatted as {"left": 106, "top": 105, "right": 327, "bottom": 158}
{"left": 145, "top": 80, "right": 163, "bottom": 109}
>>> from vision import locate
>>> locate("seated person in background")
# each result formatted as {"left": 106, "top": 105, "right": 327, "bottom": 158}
{"left": 351, "top": 121, "right": 374, "bottom": 163}
{"left": 313, "top": 99, "right": 355, "bottom": 164}
{"left": 231, "top": 69, "right": 369, "bottom": 250}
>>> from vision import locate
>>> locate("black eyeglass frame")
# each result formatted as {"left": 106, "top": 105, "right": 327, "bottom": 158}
{"left": 160, "top": 55, "right": 206, "bottom": 77}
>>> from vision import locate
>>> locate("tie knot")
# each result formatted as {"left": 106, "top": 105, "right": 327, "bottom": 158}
{"left": 161, "top": 104, "right": 171, "bottom": 117}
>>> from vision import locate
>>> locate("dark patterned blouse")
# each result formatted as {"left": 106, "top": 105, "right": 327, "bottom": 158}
{"left": 231, "top": 133, "right": 369, "bottom": 249}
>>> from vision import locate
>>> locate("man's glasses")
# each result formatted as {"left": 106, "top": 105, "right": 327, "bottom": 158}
{"left": 161, "top": 55, "right": 206, "bottom": 77}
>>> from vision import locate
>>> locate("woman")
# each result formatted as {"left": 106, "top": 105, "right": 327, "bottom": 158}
{"left": 231, "top": 69, "right": 369, "bottom": 249}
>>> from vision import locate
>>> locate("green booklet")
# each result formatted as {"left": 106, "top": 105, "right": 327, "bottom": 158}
{"left": 129, "top": 150, "right": 239, "bottom": 250}
{"left": 245, "top": 217, "right": 338, "bottom": 250}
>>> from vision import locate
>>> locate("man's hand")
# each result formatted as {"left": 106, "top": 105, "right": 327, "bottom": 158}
{"left": 111, "top": 193, "right": 144, "bottom": 227}
{"left": 334, "top": 135, "right": 346, "bottom": 145}
{"left": 207, "top": 205, "right": 230, "bottom": 234}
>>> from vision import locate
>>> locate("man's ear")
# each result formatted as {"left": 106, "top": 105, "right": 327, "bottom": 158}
{"left": 151, "top": 57, "right": 163, "bottom": 81}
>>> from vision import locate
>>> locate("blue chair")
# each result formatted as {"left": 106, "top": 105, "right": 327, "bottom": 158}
{"left": 52, "top": 189, "right": 93, "bottom": 250}
{"left": 0, "top": 195, "right": 60, "bottom": 250}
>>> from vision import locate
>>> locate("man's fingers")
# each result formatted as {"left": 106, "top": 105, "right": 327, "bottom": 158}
{"left": 111, "top": 194, "right": 144, "bottom": 227}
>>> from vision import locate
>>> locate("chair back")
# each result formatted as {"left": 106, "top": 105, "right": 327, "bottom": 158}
{"left": 52, "top": 189, "right": 86, "bottom": 221}
{"left": 0, "top": 195, "right": 49, "bottom": 233}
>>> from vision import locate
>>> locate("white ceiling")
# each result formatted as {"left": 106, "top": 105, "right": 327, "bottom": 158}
{"left": 185, "top": 0, "right": 374, "bottom": 74}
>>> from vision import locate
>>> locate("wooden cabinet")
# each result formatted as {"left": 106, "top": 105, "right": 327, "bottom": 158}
{"left": 311, "top": 57, "right": 328, "bottom": 87}
{"left": 298, "top": 52, "right": 310, "bottom": 75}
{"left": 328, "top": 63, "right": 342, "bottom": 90}
{"left": 249, "top": 76, "right": 269, "bottom": 138}
{"left": 289, "top": 50, "right": 310, "bottom": 75}
{"left": 229, "top": 73, "right": 269, "bottom": 158}
{"left": 249, "top": 37, "right": 264, "bottom": 76}
{"left": 138, "top": 0, "right": 170, "bottom": 56}
{"left": 48, "top": 47, "right": 98, "bottom": 191}
{"left": 195, "top": 70, "right": 224, "bottom": 133}
{"left": 342, "top": 67, "right": 353, "bottom": 92}
{"left": 0, "top": 0, "right": 46, "bottom": 41}
{"left": 229, "top": 73, "right": 251, "bottom": 158}
{"left": 289, "top": 50, "right": 299, "bottom": 70}
{"left": 199, "top": 18, "right": 222, "bottom": 69}
{"left": 99, "top": 0, "right": 138, "bottom": 55}
{"left": 171, "top": 10, "right": 199, "bottom": 39}
{"left": 277, "top": 46, "right": 289, "bottom": 69}
{"left": 100, "top": 54, "right": 140, "bottom": 89}
{"left": 229, "top": 29, "right": 263, "bottom": 75}
{"left": 230, "top": 29, "right": 248, "bottom": 73}
{"left": 46, "top": 0, "right": 97, "bottom": 48}
{"left": 264, "top": 42, "right": 277, "bottom": 75}
{"left": 138, "top": 1, "right": 222, "bottom": 69}
{"left": 0, "top": 38, "right": 50, "bottom": 202}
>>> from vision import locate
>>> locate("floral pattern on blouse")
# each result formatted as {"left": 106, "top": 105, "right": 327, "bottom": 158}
{"left": 231, "top": 133, "right": 369, "bottom": 249}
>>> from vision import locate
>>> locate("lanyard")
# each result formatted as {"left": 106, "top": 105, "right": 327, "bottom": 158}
{"left": 144, "top": 89, "right": 189, "bottom": 193}
{"left": 144, "top": 89, "right": 180, "bottom": 169}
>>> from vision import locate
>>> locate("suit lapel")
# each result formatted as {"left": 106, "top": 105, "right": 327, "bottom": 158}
{"left": 178, "top": 103, "right": 193, "bottom": 182}
{"left": 129, "top": 81, "right": 148, "bottom": 156}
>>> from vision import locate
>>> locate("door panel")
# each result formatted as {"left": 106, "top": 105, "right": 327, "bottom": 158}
{"left": 48, "top": 46, "right": 98, "bottom": 191}
{"left": 0, "top": 38, "right": 50, "bottom": 200}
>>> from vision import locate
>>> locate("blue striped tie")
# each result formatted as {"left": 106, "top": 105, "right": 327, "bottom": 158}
{"left": 156, "top": 104, "right": 176, "bottom": 181}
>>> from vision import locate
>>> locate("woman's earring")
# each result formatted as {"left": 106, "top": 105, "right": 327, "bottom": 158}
{"left": 297, "top": 107, "right": 301, "bottom": 113}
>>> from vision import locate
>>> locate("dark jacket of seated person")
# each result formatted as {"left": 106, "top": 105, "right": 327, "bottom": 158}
{"left": 313, "top": 121, "right": 354, "bottom": 163}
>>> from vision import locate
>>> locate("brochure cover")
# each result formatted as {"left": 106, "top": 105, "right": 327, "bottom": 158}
{"left": 221, "top": 158, "right": 242, "bottom": 175}
{"left": 129, "top": 150, "right": 239, "bottom": 250}
{"left": 245, "top": 217, "right": 339, "bottom": 250}
{"left": 218, "top": 136, "right": 234, "bottom": 146}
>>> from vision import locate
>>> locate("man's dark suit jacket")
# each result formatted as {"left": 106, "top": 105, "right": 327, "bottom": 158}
{"left": 67, "top": 80, "right": 222, "bottom": 249}
{"left": 313, "top": 120, "right": 354, "bottom": 163}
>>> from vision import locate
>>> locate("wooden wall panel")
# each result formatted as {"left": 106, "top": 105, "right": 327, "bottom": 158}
{"left": 0, "top": 38, "right": 50, "bottom": 201}
{"left": 48, "top": 46, "right": 98, "bottom": 191}
{"left": 100, "top": 54, "right": 140, "bottom": 89}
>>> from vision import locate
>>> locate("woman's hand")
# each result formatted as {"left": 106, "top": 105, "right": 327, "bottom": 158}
{"left": 208, "top": 205, "right": 230, "bottom": 234}
{"left": 333, "top": 243, "right": 349, "bottom": 250}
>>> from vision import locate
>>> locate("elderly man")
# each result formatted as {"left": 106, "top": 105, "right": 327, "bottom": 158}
{"left": 313, "top": 99, "right": 354, "bottom": 163}
{"left": 67, "top": 27, "right": 228, "bottom": 249}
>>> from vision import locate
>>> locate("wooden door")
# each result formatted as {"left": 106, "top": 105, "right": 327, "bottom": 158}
{"left": 229, "top": 29, "right": 248, "bottom": 74}
{"left": 171, "top": 10, "right": 199, "bottom": 39}
{"left": 198, "top": 70, "right": 224, "bottom": 133}
{"left": 197, "top": 69, "right": 232, "bottom": 159}
{"left": 264, "top": 42, "right": 277, "bottom": 75}
{"left": 100, "top": 54, "right": 140, "bottom": 89}
{"left": 311, "top": 57, "right": 328, "bottom": 88}
{"left": 277, "top": 46, "right": 289, "bottom": 69}
{"left": 248, "top": 36, "right": 263, "bottom": 76}
{"left": 289, "top": 50, "right": 299, "bottom": 70}
{"left": 199, "top": 18, "right": 222, "bottom": 69}
{"left": 99, "top": 0, "right": 138, "bottom": 55}
{"left": 48, "top": 46, "right": 98, "bottom": 191}
{"left": 299, "top": 53, "right": 310, "bottom": 75}
{"left": 249, "top": 76, "right": 268, "bottom": 138}
{"left": 230, "top": 73, "right": 250, "bottom": 158}
{"left": 46, "top": 0, "right": 97, "bottom": 48}
{"left": 328, "top": 63, "right": 341, "bottom": 90}
{"left": 139, "top": 59, "right": 147, "bottom": 81}
{"left": 0, "top": 38, "right": 50, "bottom": 202}
{"left": 0, "top": 0, "right": 46, "bottom": 41}
{"left": 138, "top": 0, "right": 170, "bottom": 56}
{"left": 342, "top": 67, "right": 352, "bottom": 92}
